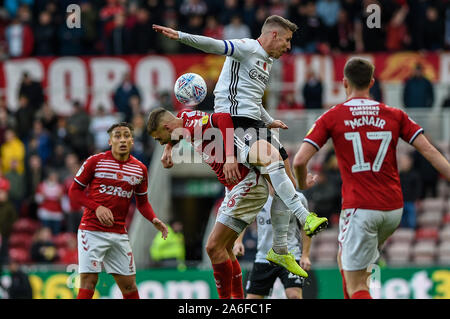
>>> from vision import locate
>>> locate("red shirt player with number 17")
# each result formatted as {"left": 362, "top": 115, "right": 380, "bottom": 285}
{"left": 293, "top": 58, "right": 450, "bottom": 300}
{"left": 68, "top": 122, "right": 168, "bottom": 299}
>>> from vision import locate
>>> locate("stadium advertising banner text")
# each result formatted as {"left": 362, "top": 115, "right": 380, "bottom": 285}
{"left": 1, "top": 267, "right": 448, "bottom": 299}
{"left": 0, "top": 53, "right": 447, "bottom": 115}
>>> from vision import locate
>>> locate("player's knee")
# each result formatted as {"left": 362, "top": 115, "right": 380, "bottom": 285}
{"left": 80, "top": 274, "right": 98, "bottom": 290}
{"left": 249, "top": 141, "right": 281, "bottom": 166}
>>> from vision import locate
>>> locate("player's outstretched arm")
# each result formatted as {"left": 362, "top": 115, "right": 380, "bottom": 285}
{"left": 152, "top": 24, "right": 179, "bottom": 40}
{"left": 412, "top": 134, "right": 450, "bottom": 181}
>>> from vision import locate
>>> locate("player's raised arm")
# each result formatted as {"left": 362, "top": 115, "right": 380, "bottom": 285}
{"left": 152, "top": 24, "right": 179, "bottom": 40}
{"left": 412, "top": 134, "right": 450, "bottom": 181}
{"left": 153, "top": 23, "right": 250, "bottom": 58}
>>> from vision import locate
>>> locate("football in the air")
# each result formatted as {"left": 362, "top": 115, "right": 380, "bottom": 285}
{"left": 173, "top": 73, "right": 207, "bottom": 106}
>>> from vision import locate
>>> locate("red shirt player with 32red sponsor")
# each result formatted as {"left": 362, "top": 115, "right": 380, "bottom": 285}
{"left": 68, "top": 122, "right": 168, "bottom": 299}
{"left": 293, "top": 58, "right": 450, "bottom": 300}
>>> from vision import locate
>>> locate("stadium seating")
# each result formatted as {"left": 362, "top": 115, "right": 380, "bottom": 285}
{"left": 386, "top": 242, "right": 411, "bottom": 265}
{"left": 8, "top": 247, "right": 30, "bottom": 264}
{"left": 437, "top": 241, "right": 450, "bottom": 264}
{"left": 412, "top": 241, "right": 437, "bottom": 265}
{"left": 11, "top": 218, "right": 41, "bottom": 235}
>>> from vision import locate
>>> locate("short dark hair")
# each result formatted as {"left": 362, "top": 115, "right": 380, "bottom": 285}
{"left": 262, "top": 15, "right": 298, "bottom": 33}
{"left": 344, "top": 58, "right": 375, "bottom": 90}
{"left": 107, "top": 122, "right": 134, "bottom": 135}
{"left": 146, "top": 107, "right": 170, "bottom": 134}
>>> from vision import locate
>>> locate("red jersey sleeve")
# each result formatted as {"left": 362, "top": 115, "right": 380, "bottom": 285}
{"left": 304, "top": 111, "right": 332, "bottom": 150}
{"left": 74, "top": 154, "right": 99, "bottom": 187}
{"left": 399, "top": 110, "right": 424, "bottom": 144}
{"left": 211, "top": 113, "right": 235, "bottom": 157}
{"left": 134, "top": 165, "right": 148, "bottom": 196}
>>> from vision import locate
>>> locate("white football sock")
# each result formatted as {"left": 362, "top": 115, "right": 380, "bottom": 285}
{"left": 270, "top": 194, "right": 290, "bottom": 255}
{"left": 266, "top": 161, "right": 310, "bottom": 225}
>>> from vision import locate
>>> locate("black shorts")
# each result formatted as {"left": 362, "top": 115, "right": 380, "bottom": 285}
{"left": 232, "top": 116, "right": 289, "bottom": 162}
{"left": 245, "top": 261, "right": 305, "bottom": 296}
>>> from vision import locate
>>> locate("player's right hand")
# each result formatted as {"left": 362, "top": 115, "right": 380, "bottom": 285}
{"left": 95, "top": 206, "right": 114, "bottom": 227}
{"left": 152, "top": 24, "right": 179, "bottom": 40}
{"left": 161, "top": 152, "right": 173, "bottom": 168}
{"left": 232, "top": 242, "right": 245, "bottom": 257}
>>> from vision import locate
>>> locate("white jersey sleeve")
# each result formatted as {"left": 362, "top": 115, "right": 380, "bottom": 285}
{"left": 178, "top": 32, "right": 256, "bottom": 61}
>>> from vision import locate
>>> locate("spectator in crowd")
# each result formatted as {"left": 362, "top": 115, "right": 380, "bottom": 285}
{"left": 58, "top": 235, "right": 78, "bottom": 265}
{"left": 302, "top": 69, "right": 323, "bottom": 109}
{"left": 203, "top": 15, "right": 223, "bottom": 39}
{"left": 180, "top": 0, "right": 208, "bottom": 21}
{"left": 14, "top": 95, "right": 35, "bottom": 141}
{"left": 5, "top": 16, "right": 34, "bottom": 58}
{"left": 89, "top": 105, "right": 119, "bottom": 152}
{"left": 80, "top": 1, "right": 99, "bottom": 55}
{"left": 6, "top": 260, "right": 32, "bottom": 299}
{"left": 106, "top": 12, "right": 131, "bottom": 55}
{"left": 131, "top": 112, "right": 153, "bottom": 167}
{"left": 130, "top": 7, "right": 156, "bottom": 54}
{"left": 223, "top": 15, "right": 251, "bottom": 40}
{"left": 294, "top": 1, "right": 327, "bottom": 53}
{"left": 113, "top": 73, "right": 141, "bottom": 122}
{"left": 385, "top": 5, "right": 410, "bottom": 52}
{"left": 399, "top": 153, "right": 421, "bottom": 229}
{"left": 180, "top": 14, "right": 204, "bottom": 53}
{"left": 66, "top": 101, "right": 92, "bottom": 160}
{"left": 277, "top": 91, "right": 303, "bottom": 111}
{"left": 242, "top": 0, "right": 257, "bottom": 29}
{"left": 0, "top": 102, "right": 15, "bottom": 146}
{"left": 35, "top": 102, "right": 58, "bottom": 135}
{"left": 30, "top": 227, "right": 58, "bottom": 263}
{"left": 316, "top": 0, "right": 341, "bottom": 48}
{"left": 47, "top": 143, "right": 69, "bottom": 175}
{"left": 58, "top": 11, "right": 84, "bottom": 56}
{"left": 220, "top": 0, "right": 240, "bottom": 26}
{"left": 34, "top": 10, "right": 57, "bottom": 56}
{"left": 333, "top": 8, "right": 355, "bottom": 52}
{"left": 4, "top": 160, "right": 25, "bottom": 212}
{"left": 61, "top": 153, "right": 83, "bottom": 233}
{"left": 0, "top": 178, "right": 17, "bottom": 272}
{"left": 35, "top": 170, "right": 65, "bottom": 235}
{"left": 423, "top": 6, "right": 444, "bottom": 51}
{"left": 23, "top": 154, "right": 43, "bottom": 219}
{"left": 150, "top": 220, "right": 186, "bottom": 270}
{"left": 250, "top": 5, "right": 269, "bottom": 39}
{"left": 403, "top": 64, "right": 434, "bottom": 108}
{"left": 28, "top": 120, "right": 53, "bottom": 165}
{"left": 0, "top": 128, "right": 25, "bottom": 175}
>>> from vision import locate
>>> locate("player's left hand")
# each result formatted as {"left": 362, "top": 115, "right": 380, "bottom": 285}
{"left": 267, "top": 120, "right": 288, "bottom": 130}
{"left": 224, "top": 156, "right": 241, "bottom": 185}
{"left": 233, "top": 242, "right": 245, "bottom": 257}
{"left": 152, "top": 218, "right": 169, "bottom": 240}
{"left": 299, "top": 256, "right": 311, "bottom": 271}
{"left": 305, "top": 172, "right": 318, "bottom": 189}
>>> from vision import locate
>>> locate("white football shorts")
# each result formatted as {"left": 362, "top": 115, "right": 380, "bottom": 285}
{"left": 78, "top": 229, "right": 136, "bottom": 275}
{"left": 216, "top": 169, "right": 269, "bottom": 234}
{"left": 338, "top": 207, "right": 403, "bottom": 271}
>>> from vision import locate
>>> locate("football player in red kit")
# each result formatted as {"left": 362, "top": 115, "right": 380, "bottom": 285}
{"left": 293, "top": 58, "right": 450, "bottom": 299}
{"left": 68, "top": 122, "right": 168, "bottom": 299}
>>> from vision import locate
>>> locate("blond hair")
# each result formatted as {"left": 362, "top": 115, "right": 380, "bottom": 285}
{"left": 261, "top": 15, "right": 298, "bottom": 33}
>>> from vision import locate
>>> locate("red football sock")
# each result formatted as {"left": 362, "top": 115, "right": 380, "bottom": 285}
{"left": 123, "top": 290, "right": 140, "bottom": 299}
{"left": 351, "top": 290, "right": 372, "bottom": 299}
{"left": 77, "top": 288, "right": 95, "bottom": 299}
{"left": 340, "top": 270, "right": 350, "bottom": 299}
{"left": 212, "top": 259, "right": 233, "bottom": 299}
{"left": 231, "top": 259, "right": 244, "bottom": 299}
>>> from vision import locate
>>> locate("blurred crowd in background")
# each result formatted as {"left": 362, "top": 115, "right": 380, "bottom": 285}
{"left": 0, "top": 0, "right": 449, "bottom": 59}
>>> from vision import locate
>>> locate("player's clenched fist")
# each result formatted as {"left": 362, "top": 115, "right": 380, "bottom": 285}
{"left": 95, "top": 206, "right": 114, "bottom": 227}
{"left": 161, "top": 144, "right": 174, "bottom": 168}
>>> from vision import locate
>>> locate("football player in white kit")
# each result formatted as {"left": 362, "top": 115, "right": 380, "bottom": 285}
{"left": 233, "top": 191, "right": 312, "bottom": 299}
{"left": 153, "top": 15, "right": 327, "bottom": 275}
